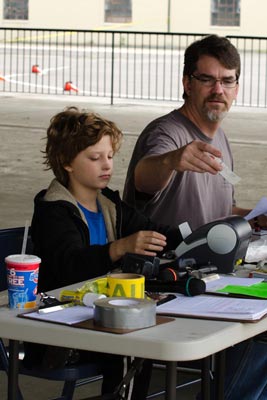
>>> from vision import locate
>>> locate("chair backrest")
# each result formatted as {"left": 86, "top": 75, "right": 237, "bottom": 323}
{"left": 0, "top": 227, "right": 33, "bottom": 292}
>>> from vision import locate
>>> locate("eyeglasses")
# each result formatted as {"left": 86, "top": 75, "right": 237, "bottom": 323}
{"left": 190, "top": 74, "right": 238, "bottom": 88}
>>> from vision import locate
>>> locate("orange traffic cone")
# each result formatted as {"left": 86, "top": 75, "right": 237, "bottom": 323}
{"left": 0, "top": 74, "right": 5, "bottom": 81}
{"left": 32, "top": 65, "right": 42, "bottom": 73}
{"left": 64, "top": 81, "right": 79, "bottom": 92}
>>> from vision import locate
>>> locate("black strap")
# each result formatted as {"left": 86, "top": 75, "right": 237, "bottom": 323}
{"left": 102, "top": 358, "right": 145, "bottom": 400}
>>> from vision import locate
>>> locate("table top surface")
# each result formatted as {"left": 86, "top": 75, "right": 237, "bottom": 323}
{"left": 1, "top": 285, "right": 267, "bottom": 362}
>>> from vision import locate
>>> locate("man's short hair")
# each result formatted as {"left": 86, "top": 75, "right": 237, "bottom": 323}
{"left": 183, "top": 34, "right": 241, "bottom": 79}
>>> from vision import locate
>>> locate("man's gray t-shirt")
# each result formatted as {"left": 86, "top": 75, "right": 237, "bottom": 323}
{"left": 123, "top": 109, "right": 234, "bottom": 231}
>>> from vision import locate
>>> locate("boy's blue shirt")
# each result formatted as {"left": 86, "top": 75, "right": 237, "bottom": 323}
{"left": 77, "top": 202, "right": 107, "bottom": 245}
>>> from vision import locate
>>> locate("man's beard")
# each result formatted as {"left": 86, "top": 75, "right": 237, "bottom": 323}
{"left": 206, "top": 109, "right": 227, "bottom": 122}
{"left": 203, "top": 96, "right": 228, "bottom": 122}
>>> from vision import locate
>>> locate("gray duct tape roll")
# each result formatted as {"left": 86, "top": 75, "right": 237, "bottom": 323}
{"left": 94, "top": 297, "right": 156, "bottom": 329}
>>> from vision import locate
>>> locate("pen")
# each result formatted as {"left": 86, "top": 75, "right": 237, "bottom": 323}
{"left": 38, "top": 302, "right": 75, "bottom": 314}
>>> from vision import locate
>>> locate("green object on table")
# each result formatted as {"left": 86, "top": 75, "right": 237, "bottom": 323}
{"left": 217, "top": 282, "right": 267, "bottom": 298}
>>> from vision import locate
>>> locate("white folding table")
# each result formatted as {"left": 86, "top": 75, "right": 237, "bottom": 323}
{"left": 1, "top": 285, "right": 267, "bottom": 400}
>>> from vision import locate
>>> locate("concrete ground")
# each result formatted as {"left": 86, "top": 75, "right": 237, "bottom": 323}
{"left": 0, "top": 93, "right": 267, "bottom": 399}
{"left": 0, "top": 93, "right": 267, "bottom": 229}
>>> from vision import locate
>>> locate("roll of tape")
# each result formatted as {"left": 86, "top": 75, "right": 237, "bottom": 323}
{"left": 107, "top": 273, "right": 145, "bottom": 299}
{"left": 94, "top": 297, "right": 156, "bottom": 330}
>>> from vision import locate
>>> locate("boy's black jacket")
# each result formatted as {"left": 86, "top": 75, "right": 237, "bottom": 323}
{"left": 31, "top": 179, "right": 183, "bottom": 292}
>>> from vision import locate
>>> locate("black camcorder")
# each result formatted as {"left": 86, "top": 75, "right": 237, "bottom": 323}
{"left": 121, "top": 253, "right": 161, "bottom": 279}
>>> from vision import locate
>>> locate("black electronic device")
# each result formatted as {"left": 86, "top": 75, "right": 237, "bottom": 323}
{"left": 175, "top": 216, "right": 252, "bottom": 274}
{"left": 122, "top": 253, "right": 160, "bottom": 279}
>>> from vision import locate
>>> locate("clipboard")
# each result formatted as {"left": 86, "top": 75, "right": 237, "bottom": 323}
{"left": 156, "top": 294, "right": 267, "bottom": 323}
{"left": 18, "top": 305, "right": 174, "bottom": 334}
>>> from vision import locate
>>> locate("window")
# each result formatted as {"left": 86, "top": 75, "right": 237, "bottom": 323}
{"left": 211, "top": 0, "right": 240, "bottom": 26}
{"left": 105, "top": 0, "right": 132, "bottom": 23}
{"left": 4, "top": 0, "right": 28, "bottom": 20}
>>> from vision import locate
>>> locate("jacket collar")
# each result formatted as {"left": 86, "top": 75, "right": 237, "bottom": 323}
{"left": 44, "top": 179, "right": 117, "bottom": 242}
{"left": 44, "top": 178, "right": 77, "bottom": 205}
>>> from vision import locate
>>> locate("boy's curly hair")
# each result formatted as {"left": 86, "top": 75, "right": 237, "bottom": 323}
{"left": 44, "top": 106, "right": 123, "bottom": 186}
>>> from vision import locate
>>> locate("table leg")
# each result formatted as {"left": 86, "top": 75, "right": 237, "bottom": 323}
{"left": 214, "top": 350, "right": 225, "bottom": 400}
{"left": 201, "top": 356, "right": 211, "bottom": 400}
{"left": 8, "top": 339, "right": 19, "bottom": 400}
{"left": 165, "top": 361, "right": 177, "bottom": 400}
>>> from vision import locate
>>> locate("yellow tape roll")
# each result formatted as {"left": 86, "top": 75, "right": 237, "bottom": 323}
{"left": 107, "top": 273, "right": 145, "bottom": 299}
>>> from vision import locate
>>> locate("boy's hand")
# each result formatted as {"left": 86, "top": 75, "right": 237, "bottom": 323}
{"left": 109, "top": 231, "right": 167, "bottom": 262}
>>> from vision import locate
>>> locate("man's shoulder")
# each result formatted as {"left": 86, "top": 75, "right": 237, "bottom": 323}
{"left": 143, "top": 109, "right": 188, "bottom": 134}
{"left": 148, "top": 109, "right": 180, "bottom": 124}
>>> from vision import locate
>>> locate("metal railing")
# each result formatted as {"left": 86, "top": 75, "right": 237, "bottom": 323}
{"left": 0, "top": 28, "right": 267, "bottom": 107}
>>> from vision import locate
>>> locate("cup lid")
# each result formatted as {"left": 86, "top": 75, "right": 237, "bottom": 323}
{"left": 5, "top": 254, "right": 41, "bottom": 264}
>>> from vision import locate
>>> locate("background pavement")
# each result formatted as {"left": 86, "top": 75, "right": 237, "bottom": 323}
{"left": 0, "top": 93, "right": 267, "bottom": 229}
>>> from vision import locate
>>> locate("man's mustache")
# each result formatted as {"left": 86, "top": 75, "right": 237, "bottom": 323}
{"left": 205, "top": 95, "right": 227, "bottom": 105}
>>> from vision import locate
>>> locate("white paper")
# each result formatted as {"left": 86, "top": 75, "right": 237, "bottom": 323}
{"left": 22, "top": 305, "right": 94, "bottom": 325}
{"left": 244, "top": 197, "right": 267, "bottom": 221}
{"left": 214, "top": 156, "right": 241, "bottom": 185}
{"left": 156, "top": 294, "right": 267, "bottom": 321}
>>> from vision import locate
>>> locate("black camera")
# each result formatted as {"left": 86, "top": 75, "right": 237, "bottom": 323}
{"left": 121, "top": 253, "right": 160, "bottom": 279}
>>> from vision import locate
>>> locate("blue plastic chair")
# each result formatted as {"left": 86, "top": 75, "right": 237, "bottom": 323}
{"left": 0, "top": 227, "right": 103, "bottom": 400}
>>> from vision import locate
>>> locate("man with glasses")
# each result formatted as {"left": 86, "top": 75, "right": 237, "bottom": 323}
{"left": 123, "top": 35, "right": 267, "bottom": 399}
{"left": 123, "top": 34, "right": 266, "bottom": 231}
